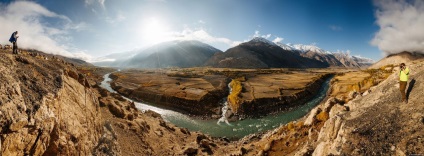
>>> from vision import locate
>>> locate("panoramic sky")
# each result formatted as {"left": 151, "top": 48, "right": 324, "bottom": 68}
{"left": 0, "top": 0, "right": 423, "bottom": 62}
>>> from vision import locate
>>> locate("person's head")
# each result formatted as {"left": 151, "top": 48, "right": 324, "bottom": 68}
{"left": 400, "top": 63, "right": 406, "bottom": 69}
{"left": 15, "top": 31, "right": 18, "bottom": 34}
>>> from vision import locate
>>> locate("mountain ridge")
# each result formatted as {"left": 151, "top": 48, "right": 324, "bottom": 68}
{"left": 94, "top": 38, "right": 374, "bottom": 69}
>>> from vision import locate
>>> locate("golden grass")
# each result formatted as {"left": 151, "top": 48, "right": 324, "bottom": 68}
{"left": 228, "top": 79, "right": 242, "bottom": 113}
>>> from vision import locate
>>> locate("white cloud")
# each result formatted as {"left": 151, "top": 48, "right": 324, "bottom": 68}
{"left": 0, "top": 1, "right": 91, "bottom": 60}
{"left": 273, "top": 37, "right": 284, "bottom": 43}
{"left": 371, "top": 0, "right": 424, "bottom": 54}
{"left": 85, "top": 0, "right": 106, "bottom": 9}
{"left": 252, "top": 30, "right": 271, "bottom": 39}
{"left": 198, "top": 20, "right": 206, "bottom": 24}
{"left": 173, "top": 28, "right": 241, "bottom": 47}
{"left": 105, "top": 12, "right": 126, "bottom": 24}
{"left": 329, "top": 25, "right": 342, "bottom": 31}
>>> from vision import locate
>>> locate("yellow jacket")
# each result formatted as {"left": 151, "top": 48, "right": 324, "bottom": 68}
{"left": 399, "top": 67, "right": 410, "bottom": 82}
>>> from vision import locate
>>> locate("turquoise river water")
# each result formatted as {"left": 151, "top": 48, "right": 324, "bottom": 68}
{"left": 100, "top": 73, "right": 332, "bottom": 139}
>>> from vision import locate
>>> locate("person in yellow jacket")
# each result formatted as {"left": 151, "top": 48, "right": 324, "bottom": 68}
{"left": 399, "top": 63, "right": 410, "bottom": 104}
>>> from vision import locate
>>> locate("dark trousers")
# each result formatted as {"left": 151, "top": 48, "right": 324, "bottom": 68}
{"left": 399, "top": 81, "right": 407, "bottom": 101}
{"left": 12, "top": 42, "right": 18, "bottom": 54}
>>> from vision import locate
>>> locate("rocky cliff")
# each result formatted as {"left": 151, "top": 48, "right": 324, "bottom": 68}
{"left": 0, "top": 50, "right": 101, "bottom": 155}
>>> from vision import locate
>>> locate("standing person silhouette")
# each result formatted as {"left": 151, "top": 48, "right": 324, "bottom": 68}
{"left": 9, "top": 31, "right": 19, "bottom": 54}
{"left": 399, "top": 63, "right": 410, "bottom": 104}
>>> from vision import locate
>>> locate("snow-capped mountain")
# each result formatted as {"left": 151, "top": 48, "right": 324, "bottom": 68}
{"left": 275, "top": 42, "right": 296, "bottom": 51}
{"left": 292, "top": 44, "right": 332, "bottom": 54}
{"left": 250, "top": 37, "right": 278, "bottom": 46}
{"left": 352, "top": 55, "right": 374, "bottom": 64}
{"left": 204, "top": 37, "right": 328, "bottom": 68}
{"left": 95, "top": 37, "right": 374, "bottom": 69}
{"left": 274, "top": 41, "right": 373, "bottom": 68}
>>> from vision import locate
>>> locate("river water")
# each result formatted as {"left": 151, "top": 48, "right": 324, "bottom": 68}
{"left": 100, "top": 73, "right": 332, "bottom": 139}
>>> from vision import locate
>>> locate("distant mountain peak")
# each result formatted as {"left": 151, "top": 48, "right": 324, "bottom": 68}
{"left": 352, "top": 55, "right": 374, "bottom": 63}
{"left": 248, "top": 37, "right": 277, "bottom": 46}
{"left": 275, "top": 42, "right": 296, "bottom": 51}
{"left": 292, "top": 44, "right": 332, "bottom": 54}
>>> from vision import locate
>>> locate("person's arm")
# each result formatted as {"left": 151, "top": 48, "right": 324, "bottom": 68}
{"left": 405, "top": 67, "right": 410, "bottom": 75}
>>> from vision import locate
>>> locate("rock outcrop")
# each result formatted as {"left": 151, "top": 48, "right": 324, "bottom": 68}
{"left": 0, "top": 51, "right": 102, "bottom": 155}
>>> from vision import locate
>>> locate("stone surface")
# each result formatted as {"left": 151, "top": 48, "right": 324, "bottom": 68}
{"left": 304, "top": 107, "right": 321, "bottom": 126}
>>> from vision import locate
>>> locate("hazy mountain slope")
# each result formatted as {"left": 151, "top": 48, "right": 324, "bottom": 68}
{"left": 332, "top": 52, "right": 361, "bottom": 68}
{"left": 300, "top": 51, "right": 344, "bottom": 67}
{"left": 92, "top": 50, "right": 138, "bottom": 67}
{"left": 275, "top": 43, "right": 374, "bottom": 68}
{"left": 369, "top": 51, "right": 424, "bottom": 69}
{"left": 352, "top": 55, "right": 374, "bottom": 67}
{"left": 124, "top": 40, "right": 221, "bottom": 68}
{"left": 205, "top": 37, "right": 329, "bottom": 68}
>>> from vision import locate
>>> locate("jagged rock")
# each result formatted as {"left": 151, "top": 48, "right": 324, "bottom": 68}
{"left": 15, "top": 56, "right": 30, "bottom": 64}
{"left": 329, "top": 104, "right": 346, "bottom": 117}
{"left": 196, "top": 134, "right": 208, "bottom": 144}
{"left": 66, "top": 69, "right": 79, "bottom": 80}
{"left": 145, "top": 110, "right": 162, "bottom": 119}
{"left": 323, "top": 97, "right": 337, "bottom": 112}
{"left": 304, "top": 107, "right": 322, "bottom": 126}
{"left": 134, "top": 118, "right": 150, "bottom": 132}
{"left": 263, "top": 140, "right": 273, "bottom": 152}
{"left": 182, "top": 146, "right": 198, "bottom": 155}
{"left": 107, "top": 101, "right": 126, "bottom": 118}
{"left": 317, "top": 116, "right": 343, "bottom": 142}
{"left": 93, "top": 122, "right": 121, "bottom": 155}
{"left": 348, "top": 91, "right": 359, "bottom": 100}
{"left": 9, "top": 118, "right": 28, "bottom": 132}
{"left": 159, "top": 120, "right": 176, "bottom": 131}
{"left": 362, "top": 89, "right": 371, "bottom": 96}
{"left": 200, "top": 139, "right": 215, "bottom": 154}
{"left": 257, "top": 150, "right": 264, "bottom": 156}
{"left": 99, "top": 97, "right": 109, "bottom": 107}
{"left": 98, "top": 88, "right": 109, "bottom": 97}
{"left": 180, "top": 127, "right": 191, "bottom": 135}
{"left": 312, "top": 142, "right": 327, "bottom": 156}
{"left": 313, "top": 115, "right": 345, "bottom": 155}
{"left": 154, "top": 129, "right": 163, "bottom": 137}
{"left": 295, "top": 144, "right": 314, "bottom": 156}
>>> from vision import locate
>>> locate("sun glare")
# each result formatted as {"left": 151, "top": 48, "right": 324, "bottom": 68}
{"left": 140, "top": 18, "right": 171, "bottom": 45}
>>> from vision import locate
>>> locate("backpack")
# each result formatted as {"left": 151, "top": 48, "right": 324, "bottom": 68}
{"left": 9, "top": 33, "right": 15, "bottom": 43}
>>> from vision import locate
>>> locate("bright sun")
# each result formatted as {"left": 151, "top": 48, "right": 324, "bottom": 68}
{"left": 141, "top": 18, "right": 170, "bottom": 45}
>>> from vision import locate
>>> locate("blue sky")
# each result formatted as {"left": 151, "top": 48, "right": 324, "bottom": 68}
{"left": 1, "top": 0, "right": 423, "bottom": 62}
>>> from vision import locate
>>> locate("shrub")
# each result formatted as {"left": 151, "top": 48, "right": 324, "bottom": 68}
{"left": 287, "top": 122, "right": 295, "bottom": 131}
{"left": 316, "top": 111, "right": 329, "bottom": 122}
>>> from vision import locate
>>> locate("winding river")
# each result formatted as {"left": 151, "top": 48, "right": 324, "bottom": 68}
{"left": 100, "top": 73, "right": 332, "bottom": 139}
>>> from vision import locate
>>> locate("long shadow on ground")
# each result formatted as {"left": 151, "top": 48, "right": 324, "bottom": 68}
{"left": 406, "top": 79, "right": 416, "bottom": 100}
